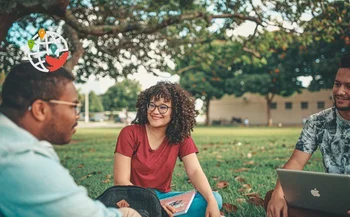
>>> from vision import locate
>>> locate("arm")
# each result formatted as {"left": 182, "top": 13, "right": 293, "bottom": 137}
{"left": 113, "top": 152, "right": 133, "bottom": 186}
{"left": 0, "top": 153, "right": 123, "bottom": 217}
{"left": 182, "top": 153, "right": 221, "bottom": 217}
{"left": 267, "top": 149, "right": 312, "bottom": 217}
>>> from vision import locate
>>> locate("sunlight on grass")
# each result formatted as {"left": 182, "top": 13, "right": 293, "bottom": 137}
{"left": 55, "top": 127, "right": 324, "bottom": 217}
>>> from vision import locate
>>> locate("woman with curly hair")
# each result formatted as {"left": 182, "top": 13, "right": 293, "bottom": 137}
{"left": 113, "top": 81, "right": 222, "bottom": 217}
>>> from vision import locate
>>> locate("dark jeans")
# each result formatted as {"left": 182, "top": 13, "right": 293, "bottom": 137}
{"left": 264, "top": 190, "right": 348, "bottom": 217}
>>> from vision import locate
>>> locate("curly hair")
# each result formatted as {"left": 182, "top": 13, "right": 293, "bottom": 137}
{"left": 132, "top": 81, "right": 198, "bottom": 144}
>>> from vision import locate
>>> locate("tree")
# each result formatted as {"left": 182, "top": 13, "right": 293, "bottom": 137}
{"left": 179, "top": 40, "right": 243, "bottom": 125}
{"left": 1, "top": 0, "right": 338, "bottom": 80}
{"left": 0, "top": 71, "right": 5, "bottom": 103}
{"left": 102, "top": 79, "right": 141, "bottom": 112}
{"left": 89, "top": 91, "right": 104, "bottom": 112}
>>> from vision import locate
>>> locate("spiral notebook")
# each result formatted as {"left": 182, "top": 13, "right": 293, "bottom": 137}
{"left": 160, "top": 190, "right": 196, "bottom": 216}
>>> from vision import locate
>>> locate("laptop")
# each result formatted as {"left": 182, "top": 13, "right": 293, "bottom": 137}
{"left": 277, "top": 168, "right": 350, "bottom": 215}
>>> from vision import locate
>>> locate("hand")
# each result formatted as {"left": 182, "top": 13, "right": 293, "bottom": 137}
{"left": 205, "top": 201, "right": 221, "bottom": 217}
{"left": 266, "top": 192, "right": 288, "bottom": 217}
{"left": 347, "top": 210, "right": 350, "bottom": 215}
{"left": 162, "top": 204, "right": 176, "bottom": 217}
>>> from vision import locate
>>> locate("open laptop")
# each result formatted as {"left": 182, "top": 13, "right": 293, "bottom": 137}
{"left": 277, "top": 168, "right": 350, "bottom": 215}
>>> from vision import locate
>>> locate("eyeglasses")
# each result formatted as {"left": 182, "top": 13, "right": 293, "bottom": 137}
{"left": 147, "top": 102, "right": 171, "bottom": 115}
{"left": 28, "top": 99, "right": 82, "bottom": 116}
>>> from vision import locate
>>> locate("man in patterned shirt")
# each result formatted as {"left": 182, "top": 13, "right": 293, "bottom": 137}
{"left": 265, "top": 54, "right": 350, "bottom": 217}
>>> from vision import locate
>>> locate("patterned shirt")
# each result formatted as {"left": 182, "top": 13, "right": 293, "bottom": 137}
{"left": 296, "top": 107, "right": 350, "bottom": 174}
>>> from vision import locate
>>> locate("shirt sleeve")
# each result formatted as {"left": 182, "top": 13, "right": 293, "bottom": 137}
{"left": 115, "top": 126, "right": 137, "bottom": 157}
{"left": 295, "top": 116, "right": 318, "bottom": 154}
{"left": 178, "top": 136, "right": 199, "bottom": 159}
{"left": 0, "top": 152, "right": 122, "bottom": 217}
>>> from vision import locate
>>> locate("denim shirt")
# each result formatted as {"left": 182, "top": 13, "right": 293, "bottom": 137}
{"left": 296, "top": 107, "right": 350, "bottom": 174}
{"left": 0, "top": 113, "right": 121, "bottom": 217}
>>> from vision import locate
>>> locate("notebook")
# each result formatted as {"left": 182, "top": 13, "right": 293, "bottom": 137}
{"left": 160, "top": 190, "right": 196, "bottom": 216}
{"left": 277, "top": 168, "right": 350, "bottom": 215}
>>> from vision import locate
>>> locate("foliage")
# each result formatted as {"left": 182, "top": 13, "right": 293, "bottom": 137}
{"left": 1, "top": 0, "right": 345, "bottom": 81}
{"left": 89, "top": 91, "right": 104, "bottom": 112}
{"left": 102, "top": 79, "right": 141, "bottom": 112}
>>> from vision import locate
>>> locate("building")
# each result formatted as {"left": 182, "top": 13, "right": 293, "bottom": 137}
{"left": 209, "top": 89, "right": 333, "bottom": 126}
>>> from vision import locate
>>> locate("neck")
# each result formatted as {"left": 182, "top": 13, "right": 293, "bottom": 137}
{"left": 145, "top": 124, "right": 167, "bottom": 139}
{"left": 338, "top": 110, "right": 350, "bottom": 121}
{"left": 1, "top": 107, "right": 44, "bottom": 140}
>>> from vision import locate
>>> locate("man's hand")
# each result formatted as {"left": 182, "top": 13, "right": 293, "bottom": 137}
{"left": 266, "top": 192, "right": 288, "bottom": 217}
{"left": 205, "top": 200, "right": 221, "bottom": 217}
{"left": 162, "top": 204, "right": 176, "bottom": 217}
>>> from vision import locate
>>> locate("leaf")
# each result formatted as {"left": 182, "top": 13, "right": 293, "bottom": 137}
{"left": 77, "top": 164, "right": 85, "bottom": 168}
{"left": 234, "top": 176, "right": 246, "bottom": 183}
{"left": 243, "top": 192, "right": 260, "bottom": 197}
{"left": 238, "top": 184, "right": 252, "bottom": 193}
{"left": 235, "top": 198, "right": 246, "bottom": 204}
{"left": 222, "top": 203, "right": 238, "bottom": 213}
{"left": 216, "top": 181, "right": 229, "bottom": 189}
{"left": 247, "top": 196, "right": 265, "bottom": 207}
{"left": 231, "top": 168, "right": 250, "bottom": 172}
{"left": 243, "top": 160, "right": 254, "bottom": 165}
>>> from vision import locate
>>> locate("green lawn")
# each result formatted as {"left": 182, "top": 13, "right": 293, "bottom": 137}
{"left": 55, "top": 126, "right": 324, "bottom": 217}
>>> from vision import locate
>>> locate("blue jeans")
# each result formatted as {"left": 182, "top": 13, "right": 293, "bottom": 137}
{"left": 154, "top": 190, "right": 223, "bottom": 217}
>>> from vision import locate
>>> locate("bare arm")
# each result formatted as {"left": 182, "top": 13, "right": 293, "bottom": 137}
{"left": 273, "top": 149, "right": 312, "bottom": 196}
{"left": 182, "top": 153, "right": 220, "bottom": 217}
{"left": 113, "top": 152, "right": 133, "bottom": 186}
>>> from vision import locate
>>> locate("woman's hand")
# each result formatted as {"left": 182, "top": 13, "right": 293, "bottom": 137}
{"left": 205, "top": 200, "right": 221, "bottom": 217}
{"left": 162, "top": 204, "right": 177, "bottom": 217}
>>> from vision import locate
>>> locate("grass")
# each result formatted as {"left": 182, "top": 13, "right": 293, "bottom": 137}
{"left": 54, "top": 126, "right": 324, "bottom": 217}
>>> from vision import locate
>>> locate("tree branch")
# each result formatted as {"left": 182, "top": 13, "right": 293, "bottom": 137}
{"left": 63, "top": 10, "right": 264, "bottom": 36}
{"left": 63, "top": 24, "right": 84, "bottom": 72}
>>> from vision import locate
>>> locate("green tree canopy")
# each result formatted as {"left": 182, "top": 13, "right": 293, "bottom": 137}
{"left": 1, "top": 0, "right": 344, "bottom": 81}
{"left": 102, "top": 79, "right": 141, "bottom": 112}
{"left": 89, "top": 91, "right": 104, "bottom": 112}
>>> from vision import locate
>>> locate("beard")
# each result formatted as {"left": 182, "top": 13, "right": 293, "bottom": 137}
{"left": 333, "top": 101, "right": 350, "bottom": 111}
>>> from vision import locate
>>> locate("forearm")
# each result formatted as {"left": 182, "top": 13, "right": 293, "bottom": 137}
{"left": 114, "top": 180, "right": 133, "bottom": 186}
{"left": 273, "top": 153, "right": 308, "bottom": 195}
{"left": 188, "top": 169, "right": 217, "bottom": 203}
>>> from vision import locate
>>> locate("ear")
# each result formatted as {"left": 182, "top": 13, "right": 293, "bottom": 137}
{"left": 29, "top": 100, "right": 50, "bottom": 122}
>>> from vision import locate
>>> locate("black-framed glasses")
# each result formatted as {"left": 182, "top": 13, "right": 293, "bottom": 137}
{"left": 28, "top": 99, "right": 82, "bottom": 116}
{"left": 147, "top": 102, "right": 171, "bottom": 114}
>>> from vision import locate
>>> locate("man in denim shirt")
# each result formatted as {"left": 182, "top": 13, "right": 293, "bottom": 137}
{"left": 0, "top": 62, "right": 140, "bottom": 217}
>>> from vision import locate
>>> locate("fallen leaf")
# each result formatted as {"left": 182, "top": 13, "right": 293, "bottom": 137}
{"left": 216, "top": 181, "right": 229, "bottom": 189}
{"left": 243, "top": 160, "right": 254, "bottom": 165}
{"left": 234, "top": 176, "right": 245, "bottom": 183}
{"left": 247, "top": 196, "right": 265, "bottom": 207}
{"left": 212, "top": 176, "right": 219, "bottom": 181}
{"left": 231, "top": 168, "right": 250, "bottom": 172}
{"left": 235, "top": 198, "right": 246, "bottom": 204}
{"left": 238, "top": 184, "right": 252, "bottom": 193}
{"left": 216, "top": 163, "right": 221, "bottom": 167}
{"left": 222, "top": 203, "right": 238, "bottom": 213}
{"left": 77, "top": 164, "right": 85, "bottom": 168}
{"left": 243, "top": 192, "right": 260, "bottom": 197}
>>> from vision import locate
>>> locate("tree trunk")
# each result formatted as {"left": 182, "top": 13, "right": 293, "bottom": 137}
{"left": 205, "top": 98, "right": 210, "bottom": 126}
{"left": 265, "top": 93, "right": 275, "bottom": 126}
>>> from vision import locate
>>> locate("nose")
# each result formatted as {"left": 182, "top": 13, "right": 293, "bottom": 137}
{"left": 335, "top": 85, "right": 346, "bottom": 96}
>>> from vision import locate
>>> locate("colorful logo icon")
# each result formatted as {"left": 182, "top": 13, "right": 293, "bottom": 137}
{"left": 27, "top": 29, "right": 69, "bottom": 72}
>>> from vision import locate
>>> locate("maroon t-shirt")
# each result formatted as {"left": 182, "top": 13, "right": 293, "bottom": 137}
{"left": 115, "top": 124, "right": 198, "bottom": 192}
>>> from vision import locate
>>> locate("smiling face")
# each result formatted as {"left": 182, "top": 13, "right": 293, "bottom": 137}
{"left": 147, "top": 97, "right": 172, "bottom": 128}
{"left": 333, "top": 68, "right": 350, "bottom": 113}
